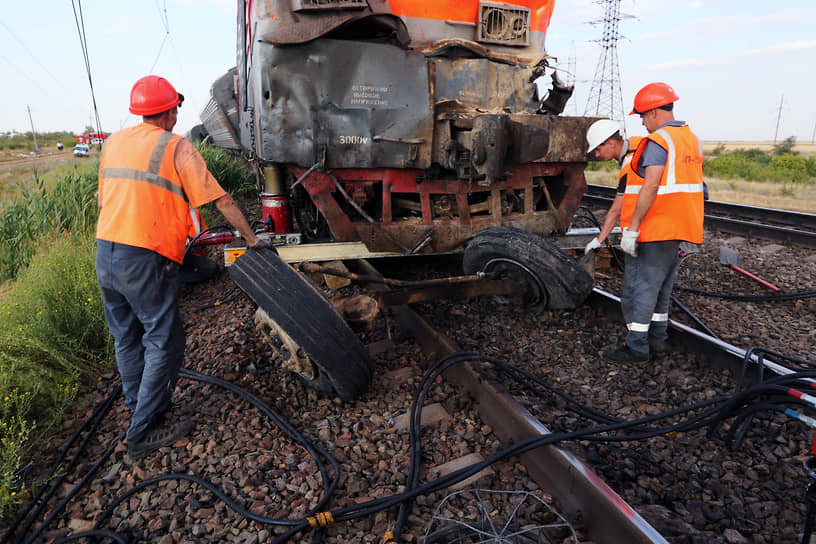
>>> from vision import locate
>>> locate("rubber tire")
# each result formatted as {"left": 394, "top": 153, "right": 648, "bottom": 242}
{"left": 228, "top": 248, "right": 374, "bottom": 401}
{"left": 463, "top": 226, "right": 593, "bottom": 311}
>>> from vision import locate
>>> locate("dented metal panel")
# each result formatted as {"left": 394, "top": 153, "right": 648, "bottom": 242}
{"left": 246, "top": 37, "right": 593, "bottom": 172}
{"left": 248, "top": 39, "right": 433, "bottom": 168}
{"left": 432, "top": 57, "right": 536, "bottom": 111}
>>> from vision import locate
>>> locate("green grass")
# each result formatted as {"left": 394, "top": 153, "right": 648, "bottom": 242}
{"left": 0, "top": 233, "right": 106, "bottom": 515}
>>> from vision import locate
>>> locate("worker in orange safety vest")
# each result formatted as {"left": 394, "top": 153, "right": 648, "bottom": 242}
{"left": 601, "top": 82, "right": 705, "bottom": 364}
{"left": 583, "top": 119, "right": 643, "bottom": 254}
{"left": 96, "top": 75, "right": 273, "bottom": 461}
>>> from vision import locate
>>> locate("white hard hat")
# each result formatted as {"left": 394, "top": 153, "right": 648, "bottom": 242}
{"left": 586, "top": 119, "right": 622, "bottom": 153}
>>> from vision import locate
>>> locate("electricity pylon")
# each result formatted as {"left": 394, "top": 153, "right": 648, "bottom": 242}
{"left": 584, "top": 0, "right": 633, "bottom": 124}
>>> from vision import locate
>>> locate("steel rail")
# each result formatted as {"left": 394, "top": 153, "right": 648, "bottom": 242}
{"left": 352, "top": 259, "right": 670, "bottom": 544}
{"left": 350, "top": 260, "right": 812, "bottom": 543}
{"left": 588, "top": 288, "right": 811, "bottom": 380}
{"left": 581, "top": 184, "right": 816, "bottom": 248}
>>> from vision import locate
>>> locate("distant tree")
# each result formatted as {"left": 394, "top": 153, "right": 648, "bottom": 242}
{"left": 84, "top": 125, "right": 96, "bottom": 134}
{"left": 772, "top": 136, "right": 797, "bottom": 156}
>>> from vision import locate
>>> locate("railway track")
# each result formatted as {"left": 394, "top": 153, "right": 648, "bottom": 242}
{"left": 7, "top": 222, "right": 813, "bottom": 543}
{"left": 357, "top": 245, "right": 814, "bottom": 544}
{"left": 581, "top": 184, "right": 816, "bottom": 248}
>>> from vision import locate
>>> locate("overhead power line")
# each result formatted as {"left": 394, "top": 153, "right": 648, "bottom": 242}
{"left": 71, "top": 0, "right": 103, "bottom": 135}
{"left": 0, "top": 20, "right": 63, "bottom": 87}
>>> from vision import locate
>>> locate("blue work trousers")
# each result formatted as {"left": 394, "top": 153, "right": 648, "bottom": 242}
{"left": 96, "top": 240, "right": 185, "bottom": 443}
{"left": 621, "top": 240, "right": 681, "bottom": 358}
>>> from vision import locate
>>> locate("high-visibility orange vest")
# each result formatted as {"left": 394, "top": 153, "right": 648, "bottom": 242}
{"left": 620, "top": 125, "right": 704, "bottom": 244}
{"left": 97, "top": 124, "right": 192, "bottom": 264}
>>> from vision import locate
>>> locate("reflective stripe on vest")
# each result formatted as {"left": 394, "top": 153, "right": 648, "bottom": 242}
{"left": 620, "top": 125, "right": 704, "bottom": 244}
{"left": 623, "top": 129, "right": 705, "bottom": 197}
{"left": 96, "top": 125, "right": 190, "bottom": 264}
{"left": 189, "top": 207, "right": 202, "bottom": 235}
{"left": 99, "top": 132, "right": 187, "bottom": 202}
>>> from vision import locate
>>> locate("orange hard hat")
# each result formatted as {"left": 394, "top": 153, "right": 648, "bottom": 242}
{"left": 129, "top": 75, "right": 184, "bottom": 116}
{"left": 629, "top": 82, "right": 678, "bottom": 115}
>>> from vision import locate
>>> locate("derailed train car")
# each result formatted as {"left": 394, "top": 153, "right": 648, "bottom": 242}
{"left": 196, "top": 0, "right": 600, "bottom": 400}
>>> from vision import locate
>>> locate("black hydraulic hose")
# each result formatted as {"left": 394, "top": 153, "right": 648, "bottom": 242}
{"left": 179, "top": 367, "right": 341, "bottom": 509}
{"left": 390, "top": 350, "right": 790, "bottom": 541}
{"left": 277, "top": 377, "right": 778, "bottom": 544}
{"left": 727, "top": 400, "right": 809, "bottom": 451}
{"left": 22, "top": 432, "right": 125, "bottom": 544}
{"left": 735, "top": 347, "right": 816, "bottom": 392}
{"left": 670, "top": 294, "right": 719, "bottom": 338}
{"left": 239, "top": 349, "right": 816, "bottom": 542}
{"left": 1, "top": 385, "right": 122, "bottom": 544}
{"left": 676, "top": 285, "right": 816, "bottom": 301}
{"left": 9, "top": 368, "right": 340, "bottom": 544}
{"left": 573, "top": 206, "right": 602, "bottom": 230}
{"left": 183, "top": 223, "right": 231, "bottom": 260}
{"left": 192, "top": 285, "right": 241, "bottom": 312}
{"left": 54, "top": 529, "right": 128, "bottom": 544}
{"left": 13, "top": 347, "right": 816, "bottom": 543}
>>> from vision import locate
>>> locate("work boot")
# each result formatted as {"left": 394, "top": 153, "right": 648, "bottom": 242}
{"left": 650, "top": 343, "right": 666, "bottom": 357}
{"left": 602, "top": 344, "right": 649, "bottom": 364}
{"left": 127, "top": 418, "right": 192, "bottom": 461}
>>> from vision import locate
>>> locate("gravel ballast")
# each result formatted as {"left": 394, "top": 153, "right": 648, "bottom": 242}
{"left": 5, "top": 227, "right": 815, "bottom": 544}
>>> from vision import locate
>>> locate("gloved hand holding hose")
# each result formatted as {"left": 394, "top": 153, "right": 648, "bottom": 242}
{"left": 249, "top": 238, "right": 278, "bottom": 254}
{"left": 584, "top": 237, "right": 602, "bottom": 254}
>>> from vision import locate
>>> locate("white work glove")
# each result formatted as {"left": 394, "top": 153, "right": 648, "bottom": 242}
{"left": 584, "top": 237, "right": 602, "bottom": 255}
{"left": 621, "top": 228, "right": 639, "bottom": 257}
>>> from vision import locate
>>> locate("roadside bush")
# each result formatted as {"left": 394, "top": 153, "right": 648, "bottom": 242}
{"left": 0, "top": 168, "right": 99, "bottom": 281}
{"left": 710, "top": 143, "right": 726, "bottom": 157}
{"left": 704, "top": 147, "right": 815, "bottom": 184}
{"left": 0, "top": 379, "right": 33, "bottom": 515}
{"left": 585, "top": 159, "right": 619, "bottom": 172}
{"left": 195, "top": 142, "right": 256, "bottom": 201}
{"left": 194, "top": 142, "right": 257, "bottom": 228}
{"left": 770, "top": 154, "right": 810, "bottom": 183}
{"left": 0, "top": 232, "right": 106, "bottom": 516}
{"left": 772, "top": 136, "right": 797, "bottom": 156}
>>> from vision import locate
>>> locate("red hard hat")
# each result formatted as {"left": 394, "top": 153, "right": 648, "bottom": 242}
{"left": 629, "top": 82, "right": 678, "bottom": 115}
{"left": 129, "top": 75, "right": 184, "bottom": 116}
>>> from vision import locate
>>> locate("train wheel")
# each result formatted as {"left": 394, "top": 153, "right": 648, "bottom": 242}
{"left": 463, "top": 227, "right": 593, "bottom": 311}
{"left": 228, "top": 248, "right": 374, "bottom": 401}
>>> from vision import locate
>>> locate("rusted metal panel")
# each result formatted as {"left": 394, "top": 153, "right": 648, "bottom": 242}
{"left": 295, "top": 165, "right": 586, "bottom": 252}
{"left": 432, "top": 57, "right": 536, "bottom": 112}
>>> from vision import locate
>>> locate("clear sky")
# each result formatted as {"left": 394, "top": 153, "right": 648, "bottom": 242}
{"left": 2, "top": 0, "right": 815, "bottom": 143}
